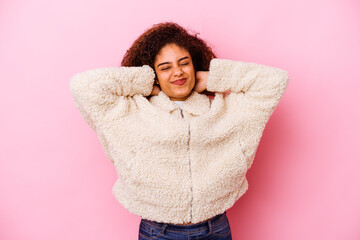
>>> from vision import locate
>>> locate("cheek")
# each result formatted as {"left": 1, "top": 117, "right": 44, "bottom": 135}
{"left": 186, "top": 65, "right": 195, "bottom": 75}
{"left": 156, "top": 72, "right": 170, "bottom": 85}
{"left": 187, "top": 68, "right": 195, "bottom": 80}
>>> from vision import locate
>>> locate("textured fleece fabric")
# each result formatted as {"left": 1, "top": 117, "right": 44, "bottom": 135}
{"left": 69, "top": 58, "right": 289, "bottom": 224}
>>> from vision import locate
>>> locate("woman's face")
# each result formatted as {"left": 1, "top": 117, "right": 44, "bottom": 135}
{"left": 154, "top": 43, "right": 196, "bottom": 101}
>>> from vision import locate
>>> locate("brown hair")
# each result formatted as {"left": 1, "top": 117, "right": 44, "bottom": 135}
{"left": 121, "top": 22, "right": 216, "bottom": 72}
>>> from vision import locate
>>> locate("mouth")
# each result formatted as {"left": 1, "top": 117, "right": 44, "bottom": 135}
{"left": 172, "top": 78, "right": 187, "bottom": 85}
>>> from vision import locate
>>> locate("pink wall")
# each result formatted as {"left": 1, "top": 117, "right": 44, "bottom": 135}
{"left": 1, "top": 0, "right": 359, "bottom": 239}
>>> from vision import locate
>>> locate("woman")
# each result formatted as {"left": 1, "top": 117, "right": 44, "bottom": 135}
{"left": 70, "top": 22, "right": 289, "bottom": 239}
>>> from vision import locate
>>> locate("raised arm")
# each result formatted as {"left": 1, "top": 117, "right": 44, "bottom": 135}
{"left": 206, "top": 58, "right": 289, "bottom": 169}
{"left": 69, "top": 65, "right": 155, "bottom": 131}
{"left": 207, "top": 58, "right": 289, "bottom": 112}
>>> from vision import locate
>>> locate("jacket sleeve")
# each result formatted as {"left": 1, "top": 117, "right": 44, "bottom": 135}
{"left": 206, "top": 58, "right": 289, "bottom": 169}
{"left": 69, "top": 65, "right": 155, "bottom": 164}
{"left": 69, "top": 65, "right": 155, "bottom": 131}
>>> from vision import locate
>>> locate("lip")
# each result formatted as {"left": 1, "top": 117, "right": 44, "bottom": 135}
{"left": 172, "top": 78, "right": 187, "bottom": 85}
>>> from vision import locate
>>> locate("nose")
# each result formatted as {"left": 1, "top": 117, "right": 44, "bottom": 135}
{"left": 173, "top": 65, "right": 184, "bottom": 77}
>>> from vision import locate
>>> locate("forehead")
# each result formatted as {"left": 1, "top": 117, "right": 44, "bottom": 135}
{"left": 155, "top": 44, "right": 191, "bottom": 62}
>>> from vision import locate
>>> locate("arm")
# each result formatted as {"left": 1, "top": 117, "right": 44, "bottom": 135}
{"left": 206, "top": 58, "right": 289, "bottom": 109}
{"left": 69, "top": 65, "right": 155, "bottom": 131}
{"left": 70, "top": 66, "right": 155, "bottom": 164}
{"left": 206, "top": 58, "right": 289, "bottom": 169}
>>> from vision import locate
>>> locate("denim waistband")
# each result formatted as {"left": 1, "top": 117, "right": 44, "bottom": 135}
{"left": 142, "top": 211, "right": 226, "bottom": 230}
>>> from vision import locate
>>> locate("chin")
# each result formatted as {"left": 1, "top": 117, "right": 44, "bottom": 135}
{"left": 167, "top": 93, "right": 187, "bottom": 101}
{"left": 174, "top": 89, "right": 192, "bottom": 98}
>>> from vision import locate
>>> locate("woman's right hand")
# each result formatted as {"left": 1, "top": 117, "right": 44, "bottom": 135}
{"left": 151, "top": 85, "right": 161, "bottom": 96}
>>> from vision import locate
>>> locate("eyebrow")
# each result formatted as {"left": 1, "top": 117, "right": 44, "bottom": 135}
{"left": 157, "top": 56, "right": 189, "bottom": 68}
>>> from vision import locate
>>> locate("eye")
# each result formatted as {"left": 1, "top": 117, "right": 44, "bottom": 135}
{"left": 180, "top": 62, "right": 189, "bottom": 66}
{"left": 161, "top": 67, "right": 170, "bottom": 71}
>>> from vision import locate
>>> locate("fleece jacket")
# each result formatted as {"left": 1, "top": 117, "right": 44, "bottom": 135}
{"left": 69, "top": 58, "right": 289, "bottom": 224}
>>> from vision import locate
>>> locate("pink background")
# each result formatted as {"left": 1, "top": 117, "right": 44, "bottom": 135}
{"left": 1, "top": 0, "right": 359, "bottom": 239}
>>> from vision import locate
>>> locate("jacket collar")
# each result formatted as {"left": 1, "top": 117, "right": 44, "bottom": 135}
{"left": 149, "top": 91, "right": 211, "bottom": 116}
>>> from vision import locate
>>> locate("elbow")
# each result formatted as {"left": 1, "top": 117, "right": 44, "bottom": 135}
{"left": 69, "top": 73, "right": 85, "bottom": 97}
{"left": 278, "top": 69, "right": 289, "bottom": 94}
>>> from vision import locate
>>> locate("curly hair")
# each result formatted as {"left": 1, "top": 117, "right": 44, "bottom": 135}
{"left": 121, "top": 22, "right": 216, "bottom": 72}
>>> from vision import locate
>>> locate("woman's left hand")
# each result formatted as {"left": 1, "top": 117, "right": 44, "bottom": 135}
{"left": 194, "top": 71, "right": 208, "bottom": 93}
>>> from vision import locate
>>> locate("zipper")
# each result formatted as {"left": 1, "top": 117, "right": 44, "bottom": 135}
{"left": 180, "top": 108, "right": 193, "bottom": 222}
{"left": 187, "top": 121, "right": 193, "bottom": 222}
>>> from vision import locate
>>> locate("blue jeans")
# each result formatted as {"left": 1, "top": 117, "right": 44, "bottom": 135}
{"left": 138, "top": 211, "right": 232, "bottom": 240}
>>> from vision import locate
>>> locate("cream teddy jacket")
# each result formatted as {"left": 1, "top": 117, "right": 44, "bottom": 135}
{"left": 70, "top": 58, "right": 289, "bottom": 224}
